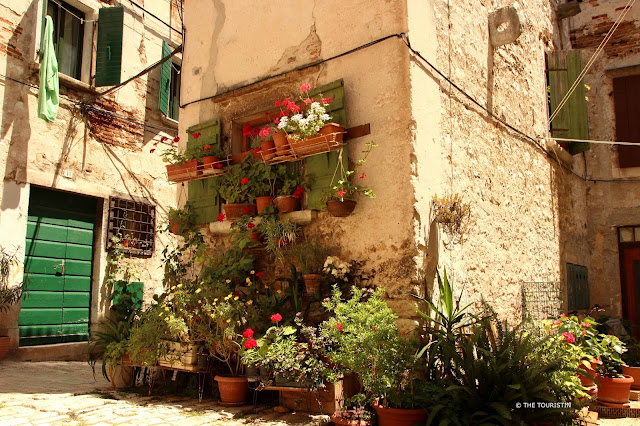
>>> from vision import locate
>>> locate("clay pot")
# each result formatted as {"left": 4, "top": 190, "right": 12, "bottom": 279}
{"left": 249, "top": 231, "right": 262, "bottom": 243}
{"left": 596, "top": 374, "right": 634, "bottom": 404}
{"left": 0, "top": 336, "right": 10, "bottom": 360}
{"left": 202, "top": 155, "right": 224, "bottom": 174}
{"left": 372, "top": 400, "right": 428, "bottom": 426}
{"left": 273, "top": 195, "right": 301, "bottom": 213}
{"left": 289, "top": 123, "right": 345, "bottom": 156}
{"left": 272, "top": 132, "right": 290, "bottom": 156}
{"left": 622, "top": 365, "right": 640, "bottom": 390}
{"left": 327, "top": 199, "right": 357, "bottom": 217}
{"left": 223, "top": 203, "right": 257, "bottom": 220}
{"left": 260, "top": 139, "right": 277, "bottom": 161}
{"left": 256, "top": 196, "right": 274, "bottom": 213}
{"left": 330, "top": 414, "right": 373, "bottom": 426}
{"left": 231, "top": 150, "right": 258, "bottom": 165}
{"left": 303, "top": 274, "right": 323, "bottom": 294}
{"left": 578, "top": 359, "right": 600, "bottom": 387}
{"left": 214, "top": 376, "right": 249, "bottom": 406}
{"left": 166, "top": 159, "right": 199, "bottom": 182}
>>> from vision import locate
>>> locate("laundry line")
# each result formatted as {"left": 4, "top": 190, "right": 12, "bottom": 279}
{"left": 548, "top": 137, "right": 640, "bottom": 147}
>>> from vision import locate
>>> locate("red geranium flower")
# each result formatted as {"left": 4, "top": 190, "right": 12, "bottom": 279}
{"left": 560, "top": 313, "right": 566, "bottom": 318}
{"left": 234, "top": 290, "right": 242, "bottom": 297}
{"left": 255, "top": 271, "right": 264, "bottom": 277}
{"left": 562, "top": 332, "right": 576, "bottom": 344}
{"left": 242, "top": 206, "right": 250, "bottom": 214}
{"left": 321, "top": 97, "right": 333, "bottom": 104}
{"left": 193, "top": 132, "right": 201, "bottom": 139}
{"left": 289, "top": 104, "right": 301, "bottom": 113}
{"left": 204, "top": 145, "right": 211, "bottom": 150}
{"left": 303, "top": 98, "right": 313, "bottom": 106}
{"left": 244, "top": 338, "right": 257, "bottom": 350}
{"left": 336, "top": 323, "right": 343, "bottom": 332}
{"left": 300, "top": 83, "right": 311, "bottom": 92}
{"left": 274, "top": 118, "right": 280, "bottom": 125}
{"left": 217, "top": 213, "right": 226, "bottom": 222}
{"left": 552, "top": 320, "right": 561, "bottom": 325}
{"left": 247, "top": 222, "right": 255, "bottom": 229}
{"left": 275, "top": 100, "right": 282, "bottom": 108}
{"left": 241, "top": 177, "right": 249, "bottom": 185}
{"left": 243, "top": 328, "right": 254, "bottom": 338}
{"left": 401, "top": 331, "right": 407, "bottom": 335}
{"left": 161, "top": 136, "right": 168, "bottom": 142}
{"left": 173, "top": 136, "right": 180, "bottom": 143}
{"left": 271, "top": 313, "right": 282, "bottom": 323}
{"left": 150, "top": 148, "right": 156, "bottom": 153}
{"left": 242, "top": 125, "right": 252, "bottom": 137}
{"left": 254, "top": 147, "right": 261, "bottom": 154}
{"left": 359, "top": 173, "right": 366, "bottom": 179}
{"left": 581, "top": 322, "right": 590, "bottom": 328}
{"left": 215, "top": 163, "right": 223, "bottom": 169}
{"left": 282, "top": 97, "right": 290, "bottom": 106}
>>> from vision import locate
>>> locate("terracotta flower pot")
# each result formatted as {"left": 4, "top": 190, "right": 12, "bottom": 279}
{"left": 0, "top": 336, "right": 10, "bottom": 360}
{"left": 372, "top": 400, "right": 428, "bottom": 426}
{"left": 622, "top": 365, "right": 640, "bottom": 390}
{"left": 256, "top": 196, "right": 274, "bottom": 213}
{"left": 249, "top": 231, "right": 262, "bottom": 243}
{"left": 202, "top": 155, "right": 224, "bottom": 174}
{"left": 231, "top": 150, "right": 258, "bottom": 165}
{"left": 596, "top": 374, "right": 634, "bottom": 404}
{"left": 330, "top": 414, "right": 373, "bottom": 426}
{"left": 223, "top": 203, "right": 257, "bottom": 220}
{"left": 272, "top": 131, "right": 290, "bottom": 156}
{"left": 214, "top": 376, "right": 249, "bottom": 406}
{"left": 327, "top": 199, "right": 357, "bottom": 217}
{"left": 260, "top": 139, "right": 277, "bottom": 161}
{"left": 578, "top": 359, "right": 600, "bottom": 387}
{"left": 289, "top": 123, "right": 345, "bottom": 156}
{"left": 166, "top": 159, "right": 200, "bottom": 182}
{"left": 303, "top": 274, "right": 323, "bottom": 294}
{"left": 273, "top": 195, "right": 301, "bottom": 213}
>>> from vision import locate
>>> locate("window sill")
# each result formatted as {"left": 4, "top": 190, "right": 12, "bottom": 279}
{"left": 161, "top": 115, "right": 179, "bottom": 130}
{"left": 29, "top": 62, "right": 98, "bottom": 94}
{"left": 208, "top": 210, "right": 317, "bottom": 236}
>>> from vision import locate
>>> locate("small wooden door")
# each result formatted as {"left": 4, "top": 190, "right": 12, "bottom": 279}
{"left": 621, "top": 246, "right": 640, "bottom": 337}
{"left": 18, "top": 187, "right": 97, "bottom": 346}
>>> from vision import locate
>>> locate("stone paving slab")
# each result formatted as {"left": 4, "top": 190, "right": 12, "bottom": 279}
{"left": 0, "top": 361, "right": 327, "bottom": 425}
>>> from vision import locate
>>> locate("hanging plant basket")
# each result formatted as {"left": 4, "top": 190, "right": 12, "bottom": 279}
{"left": 327, "top": 200, "right": 357, "bottom": 217}
{"left": 288, "top": 123, "right": 345, "bottom": 156}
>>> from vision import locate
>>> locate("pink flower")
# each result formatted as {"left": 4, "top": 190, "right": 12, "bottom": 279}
{"left": 359, "top": 173, "right": 366, "bottom": 179}
{"left": 303, "top": 98, "right": 313, "bottom": 106}
{"left": 321, "top": 97, "right": 333, "bottom": 104}
{"left": 581, "top": 322, "right": 591, "bottom": 328}
{"left": 549, "top": 329, "right": 557, "bottom": 334}
{"left": 552, "top": 320, "right": 561, "bottom": 325}
{"left": 560, "top": 313, "right": 566, "bottom": 318}
{"left": 582, "top": 330, "right": 587, "bottom": 335}
{"left": 271, "top": 313, "right": 282, "bottom": 323}
{"left": 562, "top": 332, "right": 576, "bottom": 344}
{"left": 241, "top": 177, "right": 249, "bottom": 185}
{"left": 259, "top": 126, "right": 272, "bottom": 139}
{"left": 244, "top": 338, "right": 257, "bottom": 350}
{"left": 337, "top": 189, "right": 348, "bottom": 198}
{"left": 217, "top": 213, "right": 226, "bottom": 222}
{"left": 300, "top": 83, "right": 311, "bottom": 92}
{"left": 336, "top": 323, "right": 343, "bottom": 332}
{"left": 243, "top": 328, "right": 254, "bottom": 338}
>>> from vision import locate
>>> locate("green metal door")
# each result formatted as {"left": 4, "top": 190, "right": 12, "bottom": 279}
{"left": 19, "top": 187, "right": 97, "bottom": 346}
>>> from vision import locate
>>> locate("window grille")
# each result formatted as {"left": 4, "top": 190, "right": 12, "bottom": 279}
{"left": 106, "top": 197, "right": 155, "bottom": 256}
{"left": 522, "top": 281, "right": 562, "bottom": 321}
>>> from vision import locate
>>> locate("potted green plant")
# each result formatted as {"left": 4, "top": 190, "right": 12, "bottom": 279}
{"left": 250, "top": 124, "right": 277, "bottom": 161}
{"left": 622, "top": 336, "right": 640, "bottom": 389}
{"left": 596, "top": 334, "right": 632, "bottom": 404}
{"left": 289, "top": 240, "right": 331, "bottom": 294}
{"left": 185, "top": 143, "right": 227, "bottom": 175}
{"left": 153, "top": 137, "right": 199, "bottom": 181}
{"left": 258, "top": 214, "right": 299, "bottom": 261}
{"left": 167, "top": 203, "right": 196, "bottom": 236}
{"left": 216, "top": 157, "right": 259, "bottom": 219}
{"left": 331, "top": 393, "right": 375, "bottom": 426}
{"left": 253, "top": 163, "right": 278, "bottom": 213}
{"left": 0, "top": 247, "right": 26, "bottom": 360}
{"left": 273, "top": 166, "right": 306, "bottom": 213}
{"left": 323, "top": 142, "right": 376, "bottom": 217}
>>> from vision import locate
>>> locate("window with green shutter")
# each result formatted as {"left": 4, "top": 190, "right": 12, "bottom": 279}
{"left": 305, "top": 79, "right": 347, "bottom": 210}
{"left": 547, "top": 50, "right": 590, "bottom": 155}
{"left": 95, "top": 6, "right": 124, "bottom": 87}
{"left": 187, "top": 119, "right": 222, "bottom": 224}
{"left": 567, "top": 263, "right": 589, "bottom": 310}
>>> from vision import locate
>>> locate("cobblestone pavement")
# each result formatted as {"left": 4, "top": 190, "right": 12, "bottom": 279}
{"left": 0, "top": 361, "right": 327, "bottom": 425}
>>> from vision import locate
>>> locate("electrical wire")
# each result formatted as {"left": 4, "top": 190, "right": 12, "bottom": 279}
{"left": 548, "top": 0, "right": 636, "bottom": 124}
{"left": 49, "top": 0, "right": 97, "bottom": 23}
{"left": 127, "top": 0, "right": 183, "bottom": 35}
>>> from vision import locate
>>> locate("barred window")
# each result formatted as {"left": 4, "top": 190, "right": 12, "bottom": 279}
{"left": 106, "top": 197, "right": 155, "bottom": 256}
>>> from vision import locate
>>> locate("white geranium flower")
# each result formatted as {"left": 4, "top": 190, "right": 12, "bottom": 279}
{"left": 320, "top": 113, "right": 330, "bottom": 121}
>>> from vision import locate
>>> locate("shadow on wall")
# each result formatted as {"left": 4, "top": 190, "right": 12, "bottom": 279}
{"left": 1, "top": 1, "right": 35, "bottom": 211}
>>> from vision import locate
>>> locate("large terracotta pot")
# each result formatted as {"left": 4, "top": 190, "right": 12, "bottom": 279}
{"left": 214, "top": 376, "right": 249, "bottom": 406}
{"left": 273, "top": 195, "right": 301, "bottom": 213}
{"left": 249, "top": 231, "right": 262, "bottom": 243}
{"left": 327, "top": 199, "right": 357, "bottom": 217}
{"left": 622, "top": 365, "right": 640, "bottom": 390}
{"left": 0, "top": 336, "right": 10, "bottom": 360}
{"left": 272, "top": 132, "right": 290, "bottom": 156}
{"left": 166, "top": 159, "right": 200, "bottom": 182}
{"left": 202, "top": 155, "right": 225, "bottom": 174}
{"left": 289, "top": 123, "right": 345, "bottom": 156}
{"left": 303, "top": 274, "right": 323, "bottom": 294}
{"left": 260, "top": 139, "right": 277, "bottom": 161}
{"left": 223, "top": 203, "right": 257, "bottom": 220}
{"left": 231, "top": 150, "right": 258, "bottom": 165}
{"left": 330, "top": 414, "right": 373, "bottom": 426}
{"left": 372, "top": 400, "right": 428, "bottom": 426}
{"left": 256, "top": 196, "right": 274, "bottom": 213}
{"left": 578, "top": 359, "right": 600, "bottom": 387}
{"left": 596, "top": 374, "right": 634, "bottom": 404}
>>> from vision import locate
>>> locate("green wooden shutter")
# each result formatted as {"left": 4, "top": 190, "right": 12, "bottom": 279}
{"left": 95, "top": 7, "right": 124, "bottom": 87}
{"left": 187, "top": 119, "right": 222, "bottom": 224}
{"left": 567, "top": 263, "right": 589, "bottom": 310}
{"left": 547, "top": 50, "right": 590, "bottom": 155}
{"left": 305, "top": 79, "right": 347, "bottom": 210}
{"left": 158, "top": 41, "right": 172, "bottom": 115}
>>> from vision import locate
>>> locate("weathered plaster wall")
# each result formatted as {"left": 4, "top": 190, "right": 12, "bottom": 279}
{"left": 0, "top": 0, "right": 180, "bottom": 356}
{"left": 416, "top": 0, "right": 590, "bottom": 321}
{"left": 569, "top": 0, "right": 640, "bottom": 317}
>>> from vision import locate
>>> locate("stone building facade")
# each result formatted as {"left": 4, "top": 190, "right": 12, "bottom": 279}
{"left": 0, "top": 0, "right": 181, "bottom": 358}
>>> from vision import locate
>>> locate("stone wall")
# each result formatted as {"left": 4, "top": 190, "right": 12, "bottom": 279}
{"left": 0, "top": 0, "right": 181, "bottom": 356}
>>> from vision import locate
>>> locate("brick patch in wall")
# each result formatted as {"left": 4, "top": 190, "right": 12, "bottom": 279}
{"left": 571, "top": 20, "right": 640, "bottom": 58}
{"left": 87, "top": 98, "right": 144, "bottom": 149}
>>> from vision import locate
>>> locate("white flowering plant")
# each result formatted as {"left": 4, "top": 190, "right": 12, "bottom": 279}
{"left": 323, "top": 256, "right": 351, "bottom": 282}
{"left": 275, "top": 83, "right": 333, "bottom": 141}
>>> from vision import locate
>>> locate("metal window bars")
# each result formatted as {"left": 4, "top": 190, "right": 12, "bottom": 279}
{"left": 107, "top": 197, "right": 156, "bottom": 257}
{"left": 521, "top": 281, "right": 563, "bottom": 321}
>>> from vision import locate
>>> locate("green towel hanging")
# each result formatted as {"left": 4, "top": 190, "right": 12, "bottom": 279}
{"left": 38, "top": 16, "right": 59, "bottom": 123}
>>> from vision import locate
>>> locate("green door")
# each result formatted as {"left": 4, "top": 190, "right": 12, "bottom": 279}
{"left": 19, "top": 187, "right": 97, "bottom": 346}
